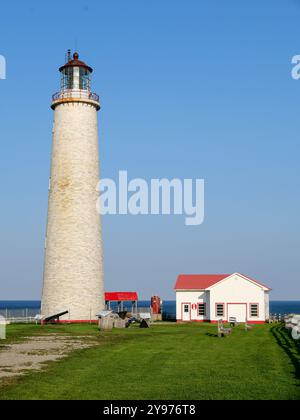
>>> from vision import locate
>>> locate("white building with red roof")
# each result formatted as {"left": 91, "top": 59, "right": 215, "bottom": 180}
{"left": 174, "top": 273, "right": 271, "bottom": 324}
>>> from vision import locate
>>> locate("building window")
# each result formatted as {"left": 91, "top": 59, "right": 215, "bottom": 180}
{"left": 216, "top": 303, "right": 224, "bottom": 318}
{"left": 250, "top": 304, "right": 259, "bottom": 317}
{"left": 198, "top": 303, "right": 206, "bottom": 316}
{"left": 183, "top": 304, "right": 189, "bottom": 313}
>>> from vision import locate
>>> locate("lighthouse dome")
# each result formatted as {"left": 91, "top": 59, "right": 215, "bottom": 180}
{"left": 59, "top": 52, "right": 93, "bottom": 73}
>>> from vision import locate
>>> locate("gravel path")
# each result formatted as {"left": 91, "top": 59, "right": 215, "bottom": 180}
{"left": 0, "top": 335, "right": 97, "bottom": 378}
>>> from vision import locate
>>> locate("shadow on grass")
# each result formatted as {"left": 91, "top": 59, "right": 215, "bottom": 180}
{"left": 271, "top": 324, "right": 300, "bottom": 383}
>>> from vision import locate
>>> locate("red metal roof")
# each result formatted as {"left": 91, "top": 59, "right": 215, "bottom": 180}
{"left": 105, "top": 292, "right": 138, "bottom": 302}
{"left": 174, "top": 274, "right": 230, "bottom": 290}
{"left": 174, "top": 273, "right": 270, "bottom": 290}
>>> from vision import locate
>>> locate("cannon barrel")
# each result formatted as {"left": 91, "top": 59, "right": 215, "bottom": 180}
{"left": 44, "top": 310, "right": 69, "bottom": 323}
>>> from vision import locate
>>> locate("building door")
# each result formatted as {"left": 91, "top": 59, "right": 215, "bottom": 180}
{"left": 227, "top": 304, "right": 247, "bottom": 323}
{"left": 182, "top": 303, "right": 191, "bottom": 321}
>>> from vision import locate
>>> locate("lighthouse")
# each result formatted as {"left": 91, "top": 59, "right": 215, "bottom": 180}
{"left": 41, "top": 51, "right": 105, "bottom": 322}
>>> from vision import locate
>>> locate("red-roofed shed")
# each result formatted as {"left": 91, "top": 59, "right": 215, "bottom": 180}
{"left": 105, "top": 292, "right": 138, "bottom": 312}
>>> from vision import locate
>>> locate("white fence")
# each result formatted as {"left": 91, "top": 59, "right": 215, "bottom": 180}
{"left": 0, "top": 308, "right": 41, "bottom": 325}
{"left": 5, "top": 317, "right": 40, "bottom": 324}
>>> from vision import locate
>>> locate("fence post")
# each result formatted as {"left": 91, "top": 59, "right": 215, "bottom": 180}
{"left": 0, "top": 315, "right": 6, "bottom": 340}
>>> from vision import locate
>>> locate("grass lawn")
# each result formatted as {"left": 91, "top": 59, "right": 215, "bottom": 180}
{"left": 0, "top": 322, "right": 299, "bottom": 400}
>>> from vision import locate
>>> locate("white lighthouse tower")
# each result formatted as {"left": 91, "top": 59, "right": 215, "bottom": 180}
{"left": 41, "top": 51, "right": 104, "bottom": 322}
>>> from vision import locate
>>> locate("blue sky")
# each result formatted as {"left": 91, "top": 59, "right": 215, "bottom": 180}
{"left": 0, "top": 0, "right": 299, "bottom": 300}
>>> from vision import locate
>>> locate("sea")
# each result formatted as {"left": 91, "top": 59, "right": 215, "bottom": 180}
{"left": 0, "top": 300, "right": 300, "bottom": 320}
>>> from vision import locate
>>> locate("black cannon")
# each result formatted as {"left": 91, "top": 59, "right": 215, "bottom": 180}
{"left": 43, "top": 310, "right": 69, "bottom": 324}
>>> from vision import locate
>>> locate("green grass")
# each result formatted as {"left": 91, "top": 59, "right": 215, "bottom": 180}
{"left": 0, "top": 323, "right": 299, "bottom": 400}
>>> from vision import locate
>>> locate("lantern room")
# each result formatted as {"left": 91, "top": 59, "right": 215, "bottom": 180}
{"left": 51, "top": 50, "right": 100, "bottom": 110}
{"left": 59, "top": 51, "right": 93, "bottom": 92}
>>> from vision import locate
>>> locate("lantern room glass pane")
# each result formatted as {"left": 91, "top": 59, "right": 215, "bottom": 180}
{"left": 60, "top": 66, "right": 91, "bottom": 92}
{"left": 61, "top": 67, "right": 73, "bottom": 90}
{"left": 79, "top": 67, "right": 91, "bottom": 90}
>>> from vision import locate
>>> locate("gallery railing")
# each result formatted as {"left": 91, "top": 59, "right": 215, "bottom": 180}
{"left": 52, "top": 90, "right": 99, "bottom": 102}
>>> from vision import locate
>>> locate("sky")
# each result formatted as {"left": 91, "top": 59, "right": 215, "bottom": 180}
{"left": 0, "top": 0, "right": 300, "bottom": 300}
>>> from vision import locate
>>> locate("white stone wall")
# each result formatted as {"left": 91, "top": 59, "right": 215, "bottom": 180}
{"left": 41, "top": 101, "right": 104, "bottom": 321}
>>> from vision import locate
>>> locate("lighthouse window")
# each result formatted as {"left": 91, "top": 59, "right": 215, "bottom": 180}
{"left": 61, "top": 67, "right": 73, "bottom": 90}
{"left": 80, "top": 68, "right": 90, "bottom": 90}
